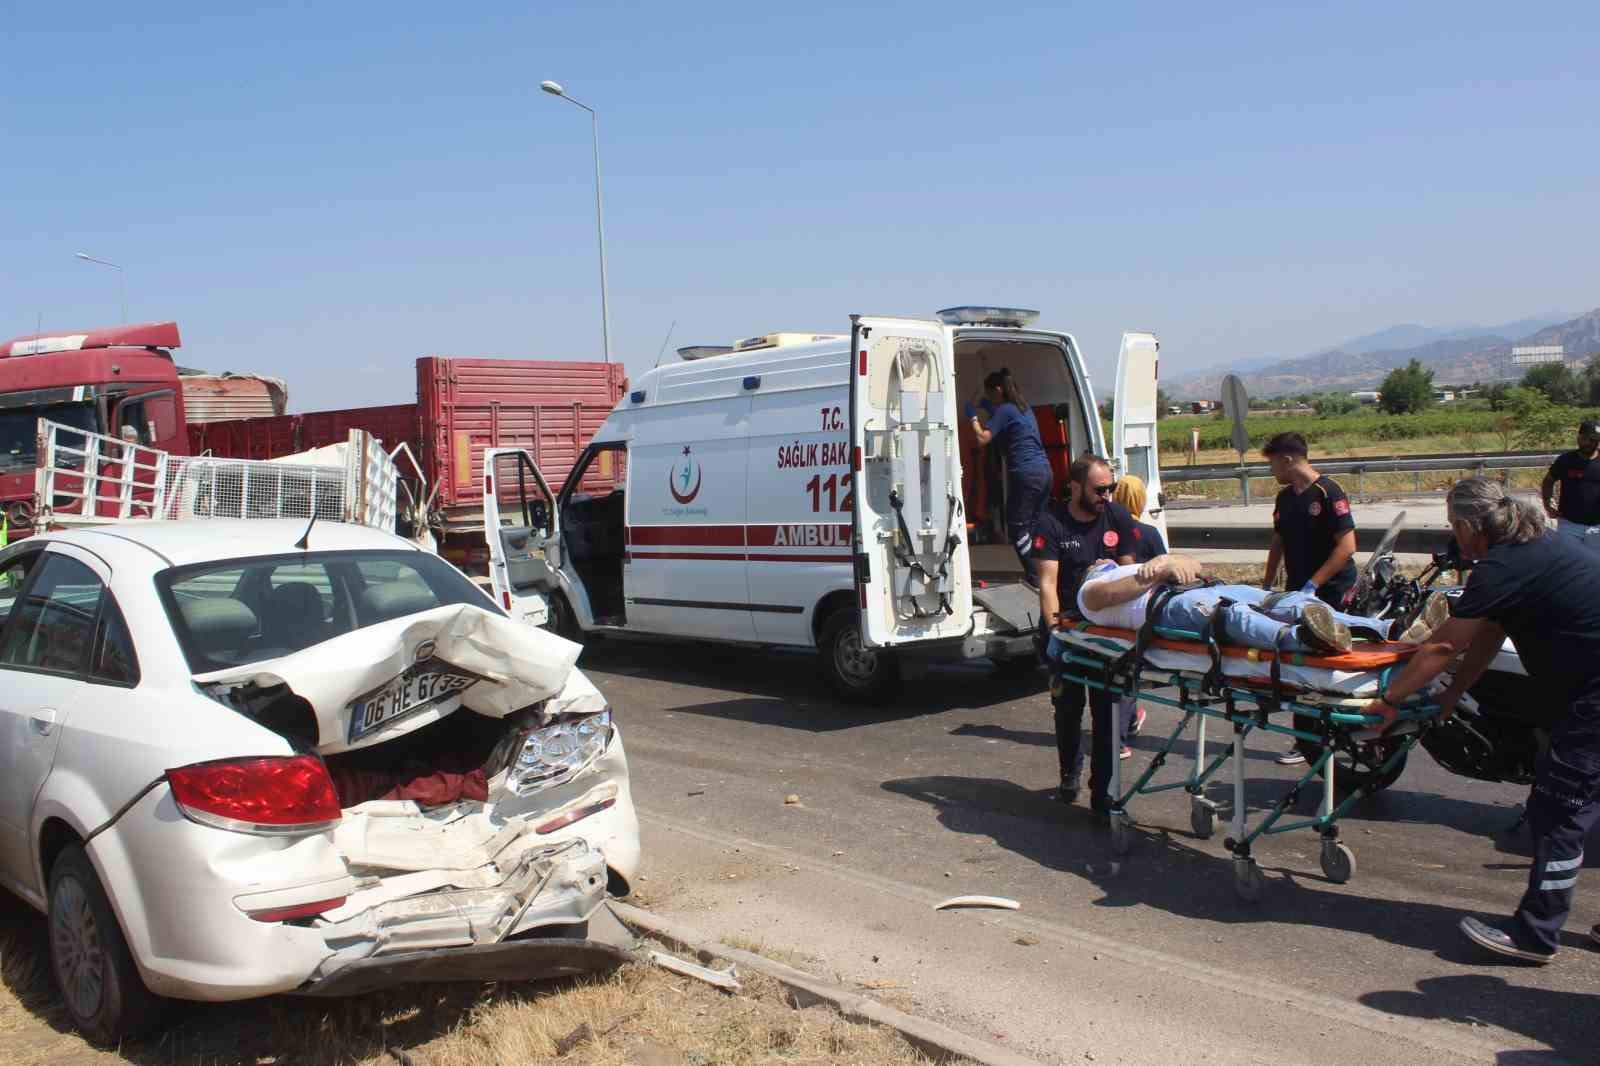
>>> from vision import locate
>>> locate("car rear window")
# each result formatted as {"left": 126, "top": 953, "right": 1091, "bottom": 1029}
{"left": 158, "top": 549, "right": 497, "bottom": 673}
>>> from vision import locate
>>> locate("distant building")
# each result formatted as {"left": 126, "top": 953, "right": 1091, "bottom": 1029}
{"left": 1511, "top": 345, "right": 1565, "bottom": 366}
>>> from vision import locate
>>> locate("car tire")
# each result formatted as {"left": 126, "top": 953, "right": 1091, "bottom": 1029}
{"left": 545, "top": 593, "right": 585, "bottom": 644}
{"left": 47, "top": 845, "right": 163, "bottom": 1045}
{"left": 819, "top": 610, "right": 901, "bottom": 705}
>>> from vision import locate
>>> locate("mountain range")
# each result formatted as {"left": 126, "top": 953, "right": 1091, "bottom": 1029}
{"left": 1167, "top": 310, "right": 1600, "bottom": 400}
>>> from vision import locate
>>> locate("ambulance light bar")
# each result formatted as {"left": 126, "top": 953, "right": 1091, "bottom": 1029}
{"left": 676, "top": 345, "right": 735, "bottom": 361}
{"left": 936, "top": 306, "right": 1040, "bottom": 328}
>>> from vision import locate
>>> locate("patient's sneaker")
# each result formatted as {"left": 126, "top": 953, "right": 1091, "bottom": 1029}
{"left": 1398, "top": 592, "right": 1450, "bottom": 643}
{"left": 1296, "top": 601, "right": 1352, "bottom": 653}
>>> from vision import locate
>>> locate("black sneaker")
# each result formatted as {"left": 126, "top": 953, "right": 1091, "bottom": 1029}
{"left": 1459, "top": 916, "right": 1556, "bottom": 964}
{"left": 1055, "top": 785, "right": 1079, "bottom": 806}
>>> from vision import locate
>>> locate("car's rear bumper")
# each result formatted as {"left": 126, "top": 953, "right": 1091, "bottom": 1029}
{"left": 293, "top": 937, "right": 631, "bottom": 997}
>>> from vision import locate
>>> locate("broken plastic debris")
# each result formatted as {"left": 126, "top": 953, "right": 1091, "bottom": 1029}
{"left": 783, "top": 794, "right": 801, "bottom": 805}
{"left": 649, "top": 951, "right": 741, "bottom": 991}
{"left": 934, "top": 895, "right": 1021, "bottom": 912}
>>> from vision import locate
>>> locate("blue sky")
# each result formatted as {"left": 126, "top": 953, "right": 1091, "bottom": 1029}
{"left": 5, "top": 2, "right": 1598, "bottom": 410}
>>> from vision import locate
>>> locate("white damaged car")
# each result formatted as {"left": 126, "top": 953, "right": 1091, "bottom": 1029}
{"left": 0, "top": 520, "right": 639, "bottom": 1042}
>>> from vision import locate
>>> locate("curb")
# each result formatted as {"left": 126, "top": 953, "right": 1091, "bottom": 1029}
{"left": 606, "top": 901, "right": 1044, "bottom": 1066}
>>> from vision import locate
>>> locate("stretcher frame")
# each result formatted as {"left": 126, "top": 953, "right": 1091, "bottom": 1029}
{"left": 1052, "top": 624, "right": 1439, "bottom": 901}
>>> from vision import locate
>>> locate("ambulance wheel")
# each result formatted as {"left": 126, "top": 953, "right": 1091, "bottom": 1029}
{"left": 1320, "top": 841, "right": 1356, "bottom": 884}
{"left": 819, "top": 612, "right": 901, "bottom": 705}
{"left": 545, "top": 594, "right": 585, "bottom": 644}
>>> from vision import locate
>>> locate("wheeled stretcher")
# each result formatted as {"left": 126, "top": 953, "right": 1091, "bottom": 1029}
{"left": 1049, "top": 619, "right": 1440, "bottom": 900}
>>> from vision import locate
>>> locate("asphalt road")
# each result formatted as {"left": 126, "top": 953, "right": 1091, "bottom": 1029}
{"left": 581, "top": 637, "right": 1599, "bottom": 1066}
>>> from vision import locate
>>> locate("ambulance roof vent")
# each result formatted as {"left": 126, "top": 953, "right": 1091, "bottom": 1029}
{"left": 936, "top": 306, "right": 1040, "bottom": 328}
{"left": 730, "top": 332, "right": 847, "bottom": 353}
{"left": 676, "top": 345, "right": 736, "bottom": 361}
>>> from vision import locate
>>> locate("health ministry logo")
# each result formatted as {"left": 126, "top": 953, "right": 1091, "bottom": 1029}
{"left": 669, "top": 445, "right": 703, "bottom": 504}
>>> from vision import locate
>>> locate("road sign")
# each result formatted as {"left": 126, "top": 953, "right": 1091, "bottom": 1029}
{"left": 1220, "top": 374, "right": 1250, "bottom": 457}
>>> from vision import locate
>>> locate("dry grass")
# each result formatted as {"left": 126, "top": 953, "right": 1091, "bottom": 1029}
{"left": 0, "top": 891, "right": 956, "bottom": 1066}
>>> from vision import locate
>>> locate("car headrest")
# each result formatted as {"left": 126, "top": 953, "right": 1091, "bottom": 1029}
{"left": 265, "top": 582, "right": 325, "bottom": 627}
{"left": 179, "top": 598, "right": 259, "bottom": 654}
{"left": 361, "top": 583, "right": 438, "bottom": 623}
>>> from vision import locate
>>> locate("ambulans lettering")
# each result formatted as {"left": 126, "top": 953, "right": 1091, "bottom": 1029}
{"left": 777, "top": 440, "right": 850, "bottom": 469}
{"left": 771, "top": 523, "right": 850, "bottom": 547}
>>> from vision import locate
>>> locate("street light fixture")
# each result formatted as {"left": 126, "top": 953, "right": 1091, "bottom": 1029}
{"left": 74, "top": 251, "right": 127, "bottom": 323}
{"left": 540, "top": 79, "right": 612, "bottom": 365}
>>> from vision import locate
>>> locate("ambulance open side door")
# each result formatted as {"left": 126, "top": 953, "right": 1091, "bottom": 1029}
{"left": 482, "top": 447, "right": 560, "bottom": 628}
{"left": 848, "top": 315, "right": 973, "bottom": 648}
{"left": 1111, "top": 331, "right": 1167, "bottom": 543}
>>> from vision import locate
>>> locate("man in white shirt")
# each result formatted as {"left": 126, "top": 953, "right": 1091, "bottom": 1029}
{"left": 1072, "top": 555, "right": 1446, "bottom": 654}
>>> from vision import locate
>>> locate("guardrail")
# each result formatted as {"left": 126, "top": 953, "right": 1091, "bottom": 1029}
{"left": 1160, "top": 450, "right": 1559, "bottom": 504}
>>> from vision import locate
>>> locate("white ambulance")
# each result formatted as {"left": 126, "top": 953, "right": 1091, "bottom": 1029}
{"left": 482, "top": 307, "right": 1164, "bottom": 703}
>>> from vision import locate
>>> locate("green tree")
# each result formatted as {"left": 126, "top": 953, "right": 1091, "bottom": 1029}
{"left": 1378, "top": 359, "right": 1435, "bottom": 414}
{"left": 1156, "top": 388, "right": 1173, "bottom": 418}
{"left": 1583, "top": 354, "right": 1600, "bottom": 406}
{"left": 1484, "top": 382, "right": 1511, "bottom": 411}
{"left": 1500, "top": 387, "right": 1572, "bottom": 448}
{"left": 1521, "top": 362, "right": 1584, "bottom": 407}
{"left": 1313, "top": 392, "right": 1359, "bottom": 416}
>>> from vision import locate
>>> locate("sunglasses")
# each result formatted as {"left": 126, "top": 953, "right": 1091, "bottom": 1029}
{"left": 1090, "top": 484, "right": 1115, "bottom": 496}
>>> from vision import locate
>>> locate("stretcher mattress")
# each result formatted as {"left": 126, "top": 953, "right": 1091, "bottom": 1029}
{"left": 1056, "top": 624, "right": 1420, "bottom": 699}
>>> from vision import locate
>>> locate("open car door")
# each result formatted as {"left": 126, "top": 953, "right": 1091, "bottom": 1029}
{"left": 848, "top": 315, "right": 972, "bottom": 648}
{"left": 483, "top": 447, "right": 559, "bottom": 628}
{"left": 1111, "top": 331, "right": 1167, "bottom": 543}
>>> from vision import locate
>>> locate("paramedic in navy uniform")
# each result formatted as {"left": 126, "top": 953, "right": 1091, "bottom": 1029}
{"left": 968, "top": 368, "right": 1054, "bottom": 588}
{"left": 1033, "top": 456, "right": 1137, "bottom": 814}
{"left": 1362, "top": 477, "right": 1600, "bottom": 962}
{"left": 1261, "top": 431, "right": 1358, "bottom": 764}
{"left": 1540, "top": 418, "right": 1600, "bottom": 553}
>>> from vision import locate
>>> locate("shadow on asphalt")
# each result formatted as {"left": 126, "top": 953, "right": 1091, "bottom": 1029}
{"left": 947, "top": 722, "right": 1292, "bottom": 765}
{"left": 1360, "top": 975, "right": 1598, "bottom": 1064}
{"left": 881, "top": 773, "right": 1598, "bottom": 1057}
{"left": 583, "top": 639, "right": 1045, "bottom": 731}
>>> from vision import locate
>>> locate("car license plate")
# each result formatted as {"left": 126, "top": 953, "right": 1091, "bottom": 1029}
{"left": 348, "top": 662, "right": 478, "bottom": 742}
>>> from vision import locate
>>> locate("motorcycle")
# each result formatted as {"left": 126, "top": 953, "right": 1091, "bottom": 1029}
{"left": 1292, "top": 511, "right": 1548, "bottom": 794}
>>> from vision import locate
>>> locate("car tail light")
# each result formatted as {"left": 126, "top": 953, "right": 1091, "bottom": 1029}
{"left": 166, "top": 755, "right": 342, "bottom": 836}
{"left": 246, "top": 897, "right": 348, "bottom": 922}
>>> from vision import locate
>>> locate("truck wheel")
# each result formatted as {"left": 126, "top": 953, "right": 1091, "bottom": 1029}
{"left": 819, "top": 611, "right": 901, "bottom": 705}
{"left": 48, "top": 845, "right": 164, "bottom": 1045}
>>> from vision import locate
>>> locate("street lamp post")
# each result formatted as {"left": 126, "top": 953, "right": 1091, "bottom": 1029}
{"left": 540, "top": 79, "right": 612, "bottom": 365}
{"left": 74, "top": 252, "right": 127, "bottom": 323}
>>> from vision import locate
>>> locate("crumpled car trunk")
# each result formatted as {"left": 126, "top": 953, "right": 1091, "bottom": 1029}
{"left": 194, "top": 604, "right": 623, "bottom": 986}
{"left": 194, "top": 603, "right": 580, "bottom": 754}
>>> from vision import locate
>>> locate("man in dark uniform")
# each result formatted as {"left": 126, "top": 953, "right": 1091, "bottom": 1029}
{"left": 1364, "top": 477, "right": 1600, "bottom": 962}
{"left": 1033, "top": 456, "right": 1137, "bottom": 814}
{"left": 1541, "top": 418, "right": 1600, "bottom": 554}
{"left": 1261, "top": 431, "right": 1358, "bottom": 764}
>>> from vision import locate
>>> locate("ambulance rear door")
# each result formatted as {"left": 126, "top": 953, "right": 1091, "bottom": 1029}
{"left": 848, "top": 315, "right": 972, "bottom": 648}
{"left": 1111, "top": 331, "right": 1167, "bottom": 543}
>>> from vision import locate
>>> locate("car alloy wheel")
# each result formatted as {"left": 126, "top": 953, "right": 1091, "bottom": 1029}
{"left": 51, "top": 872, "right": 107, "bottom": 1023}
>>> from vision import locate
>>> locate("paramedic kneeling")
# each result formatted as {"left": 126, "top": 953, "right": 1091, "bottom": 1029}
{"left": 1362, "top": 477, "right": 1600, "bottom": 963}
{"left": 1034, "top": 456, "right": 1136, "bottom": 814}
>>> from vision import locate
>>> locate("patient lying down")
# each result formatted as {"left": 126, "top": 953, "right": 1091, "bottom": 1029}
{"left": 1074, "top": 556, "right": 1449, "bottom": 656}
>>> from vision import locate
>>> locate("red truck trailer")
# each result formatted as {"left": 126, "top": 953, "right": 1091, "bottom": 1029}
{"left": 189, "top": 356, "right": 627, "bottom": 568}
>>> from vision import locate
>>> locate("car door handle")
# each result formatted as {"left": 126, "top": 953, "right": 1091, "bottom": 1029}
{"left": 30, "top": 708, "right": 59, "bottom": 737}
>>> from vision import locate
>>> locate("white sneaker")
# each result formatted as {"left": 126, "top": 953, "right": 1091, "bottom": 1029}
{"left": 1276, "top": 747, "right": 1307, "bottom": 765}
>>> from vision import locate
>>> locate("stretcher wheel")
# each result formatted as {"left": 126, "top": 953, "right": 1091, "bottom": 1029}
{"left": 1189, "top": 798, "right": 1217, "bottom": 840}
{"left": 1320, "top": 841, "right": 1356, "bottom": 884}
{"left": 1109, "top": 813, "right": 1132, "bottom": 856}
{"left": 1233, "top": 857, "right": 1263, "bottom": 903}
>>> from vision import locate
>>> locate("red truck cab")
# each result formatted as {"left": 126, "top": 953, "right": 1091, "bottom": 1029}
{"left": 0, "top": 322, "right": 188, "bottom": 531}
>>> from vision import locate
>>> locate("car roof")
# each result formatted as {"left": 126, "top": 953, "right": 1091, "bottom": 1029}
{"left": 42, "top": 520, "right": 420, "bottom": 569}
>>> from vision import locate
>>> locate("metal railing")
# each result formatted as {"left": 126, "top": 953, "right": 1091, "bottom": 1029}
{"left": 1161, "top": 450, "right": 1559, "bottom": 504}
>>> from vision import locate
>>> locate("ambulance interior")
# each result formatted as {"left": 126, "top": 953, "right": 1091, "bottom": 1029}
{"left": 952, "top": 336, "right": 1094, "bottom": 586}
